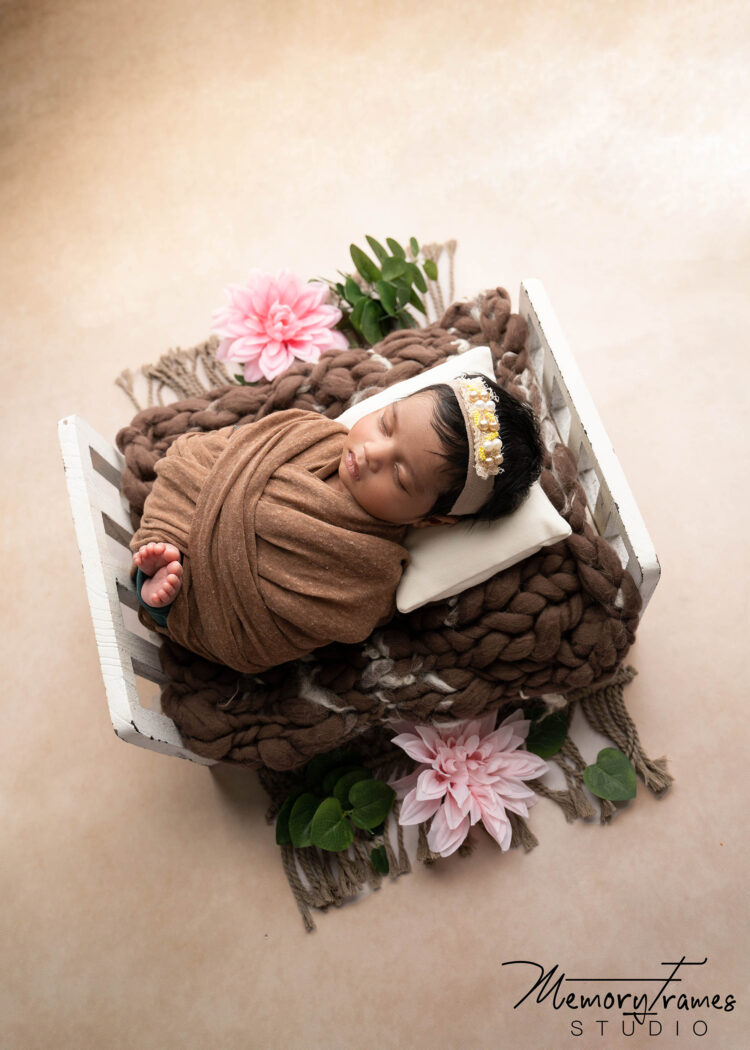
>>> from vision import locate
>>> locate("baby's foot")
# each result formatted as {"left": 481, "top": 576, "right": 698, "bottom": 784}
{"left": 133, "top": 542, "right": 183, "bottom": 608}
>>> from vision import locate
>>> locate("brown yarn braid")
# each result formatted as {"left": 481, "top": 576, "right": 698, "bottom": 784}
{"left": 116, "top": 288, "right": 640, "bottom": 771}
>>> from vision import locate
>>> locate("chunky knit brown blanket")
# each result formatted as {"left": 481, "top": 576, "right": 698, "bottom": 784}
{"left": 117, "top": 288, "right": 641, "bottom": 772}
{"left": 130, "top": 411, "right": 407, "bottom": 671}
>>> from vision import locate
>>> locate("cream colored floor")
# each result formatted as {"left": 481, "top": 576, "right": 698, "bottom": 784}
{"left": 2, "top": 2, "right": 748, "bottom": 1048}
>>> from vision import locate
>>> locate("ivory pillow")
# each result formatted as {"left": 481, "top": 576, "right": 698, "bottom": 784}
{"left": 336, "top": 346, "right": 571, "bottom": 613}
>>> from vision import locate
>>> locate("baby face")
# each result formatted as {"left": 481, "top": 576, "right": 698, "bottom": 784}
{"left": 336, "top": 390, "right": 449, "bottom": 524}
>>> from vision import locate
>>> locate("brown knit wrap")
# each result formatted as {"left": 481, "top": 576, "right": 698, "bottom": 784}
{"left": 116, "top": 287, "right": 641, "bottom": 771}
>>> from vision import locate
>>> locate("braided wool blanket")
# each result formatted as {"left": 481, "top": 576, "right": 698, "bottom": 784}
{"left": 117, "top": 288, "right": 641, "bottom": 772}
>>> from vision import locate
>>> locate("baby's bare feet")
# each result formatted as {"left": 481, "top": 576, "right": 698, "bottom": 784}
{"left": 133, "top": 542, "right": 183, "bottom": 608}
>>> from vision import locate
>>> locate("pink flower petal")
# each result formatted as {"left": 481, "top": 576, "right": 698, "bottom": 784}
{"left": 399, "top": 789, "right": 442, "bottom": 826}
{"left": 481, "top": 808, "right": 513, "bottom": 851}
{"left": 414, "top": 724, "right": 445, "bottom": 757}
{"left": 478, "top": 725, "right": 518, "bottom": 755}
{"left": 287, "top": 343, "right": 322, "bottom": 364}
{"left": 291, "top": 283, "right": 326, "bottom": 314}
{"left": 391, "top": 731, "right": 437, "bottom": 764}
{"left": 500, "top": 796, "right": 530, "bottom": 819}
{"left": 416, "top": 768, "right": 450, "bottom": 801}
{"left": 214, "top": 338, "right": 232, "bottom": 362}
{"left": 389, "top": 769, "right": 422, "bottom": 799}
{"left": 427, "top": 806, "right": 471, "bottom": 857}
{"left": 443, "top": 789, "right": 471, "bottom": 829}
{"left": 329, "top": 329, "right": 350, "bottom": 350}
{"left": 259, "top": 344, "right": 295, "bottom": 380}
{"left": 242, "top": 358, "right": 266, "bottom": 383}
{"left": 275, "top": 269, "right": 302, "bottom": 305}
{"left": 448, "top": 779, "right": 470, "bottom": 809}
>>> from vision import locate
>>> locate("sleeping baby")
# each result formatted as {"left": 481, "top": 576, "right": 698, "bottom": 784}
{"left": 130, "top": 373, "right": 544, "bottom": 673}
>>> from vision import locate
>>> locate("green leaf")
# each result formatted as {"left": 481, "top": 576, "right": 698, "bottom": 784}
{"left": 288, "top": 793, "right": 320, "bottom": 847}
{"left": 310, "top": 797, "right": 356, "bottom": 852}
{"left": 275, "top": 787, "right": 306, "bottom": 845}
{"left": 396, "top": 309, "right": 420, "bottom": 329}
{"left": 393, "top": 277, "right": 412, "bottom": 309}
{"left": 381, "top": 257, "right": 408, "bottom": 282}
{"left": 376, "top": 280, "right": 398, "bottom": 317}
{"left": 334, "top": 281, "right": 345, "bottom": 297}
{"left": 583, "top": 748, "right": 637, "bottom": 801}
{"left": 350, "top": 244, "right": 380, "bottom": 283}
{"left": 344, "top": 276, "right": 363, "bottom": 306}
{"left": 304, "top": 749, "right": 362, "bottom": 792}
{"left": 333, "top": 769, "right": 370, "bottom": 806}
{"left": 386, "top": 237, "right": 406, "bottom": 259}
{"left": 409, "top": 236, "right": 419, "bottom": 257}
{"left": 360, "top": 299, "right": 384, "bottom": 345}
{"left": 365, "top": 235, "right": 389, "bottom": 263}
{"left": 423, "top": 258, "right": 438, "bottom": 281}
{"left": 409, "top": 262, "right": 427, "bottom": 293}
{"left": 349, "top": 296, "right": 367, "bottom": 334}
{"left": 525, "top": 710, "right": 569, "bottom": 759}
{"left": 349, "top": 779, "right": 396, "bottom": 830}
{"left": 322, "top": 764, "right": 363, "bottom": 796}
{"left": 408, "top": 287, "right": 427, "bottom": 315}
{"left": 370, "top": 845, "right": 390, "bottom": 874}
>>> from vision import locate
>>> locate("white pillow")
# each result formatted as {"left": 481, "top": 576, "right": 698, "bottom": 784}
{"left": 336, "top": 346, "right": 572, "bottom": 613}
{"left": 337, "top": 344, "right": 496, "bottom": 427}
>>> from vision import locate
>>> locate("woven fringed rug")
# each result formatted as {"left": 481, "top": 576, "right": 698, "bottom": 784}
{"left": 256, "top": 665, "right": 671, "bottom": 931}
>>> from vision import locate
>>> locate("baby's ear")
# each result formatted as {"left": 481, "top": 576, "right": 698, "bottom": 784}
{"left": 410, "top": 514, "right": 458, "bottom": 529}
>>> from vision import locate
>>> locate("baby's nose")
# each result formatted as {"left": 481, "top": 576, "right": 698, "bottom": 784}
{"left": 365, "top": 437, "right": 391, "bottom": 471}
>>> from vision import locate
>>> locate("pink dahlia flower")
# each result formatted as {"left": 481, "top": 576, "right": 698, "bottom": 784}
{"left": 390, "top": 710, "right": 549, "bottom": 858}
{"left": 211, "top": 270, "right": 349, "bottom": 382}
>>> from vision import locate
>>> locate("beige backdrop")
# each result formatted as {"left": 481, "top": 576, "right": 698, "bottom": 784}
{"left": 2, "top": 1, "right": 748, "bottom": 1048}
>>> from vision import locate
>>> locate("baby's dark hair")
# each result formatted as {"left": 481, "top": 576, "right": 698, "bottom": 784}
{"left": 424, "top": 375, "right": 544, "bottom": 522}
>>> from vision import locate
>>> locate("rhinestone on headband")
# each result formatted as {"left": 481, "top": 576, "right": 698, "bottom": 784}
{"left": 447, "top": 375, "right": 504, "bottom": 516}
{"left": 461, "top": 376, "right": 504, "bottom": 477}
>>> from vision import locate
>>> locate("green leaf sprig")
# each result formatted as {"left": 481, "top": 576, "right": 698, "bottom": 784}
{"left": 275, "top": 747, "right": 396, "bottom": 875}
{"left": 327, "top": 235, "right": 438, "bottom": 347}
{"left": 583, "top": 748, "right": 637, "bottom": 801}
{"left": 525, "top": 709, "right": 569, "bottom": 759}
{"left": 524, "top": 708, "right": 636, "bottom": 802}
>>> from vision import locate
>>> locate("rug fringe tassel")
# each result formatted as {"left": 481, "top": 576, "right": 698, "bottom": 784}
{"left": 417, "top": 822, "right": 439, "bottom": 865}
{"left": 114, "top": 368, "right": 143, "bottom": 413}
{"left": 509, "top": 812, "right": 539, "bottom": 851}
{"left": 420, "top": 239, "right": 457, "bottom": 322}
{"left": 575, "top": 665, "right": 674, "bottom": 797}
{"left": 277, "top": 801, "right": 414, "bottom": 933}
{"left": 116, "top": 335, "right": 233, "bottom": 408}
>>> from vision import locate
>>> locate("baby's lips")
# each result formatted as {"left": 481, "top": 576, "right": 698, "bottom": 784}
{"left": 346, "top": 449, "right": 360, "bottom": 481}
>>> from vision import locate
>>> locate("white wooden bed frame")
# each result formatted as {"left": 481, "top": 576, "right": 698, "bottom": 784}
{"left": 59, "top": 279, "right": 660, "bottom": 764}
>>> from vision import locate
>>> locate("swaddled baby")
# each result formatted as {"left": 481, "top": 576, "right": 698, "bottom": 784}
{"left": 131, "top": 374, "right": 543, "bottom": 673}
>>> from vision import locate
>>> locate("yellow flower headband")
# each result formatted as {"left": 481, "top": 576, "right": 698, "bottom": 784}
{"left": 448, "top": 375, "right": 504, "bottom": 516}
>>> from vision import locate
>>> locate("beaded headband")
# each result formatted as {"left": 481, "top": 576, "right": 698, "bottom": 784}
{"left": 447, "top": 375, "right": 504, "bottom": 516}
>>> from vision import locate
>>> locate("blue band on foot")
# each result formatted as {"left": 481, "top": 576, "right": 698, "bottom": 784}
{"left": 135, "top": 567, "right": 171, "bottom": 628}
